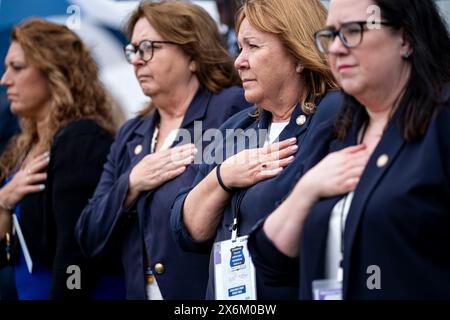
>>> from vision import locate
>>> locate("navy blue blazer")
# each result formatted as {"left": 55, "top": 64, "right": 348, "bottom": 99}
{"left": 171, "top": 91, "right": 343, "bottom": 300}
{"left": 75, "top": 86, "right": 250, "bottom": 299}
{"left": 248, "top": 88, "right": 450, "bottom": 299}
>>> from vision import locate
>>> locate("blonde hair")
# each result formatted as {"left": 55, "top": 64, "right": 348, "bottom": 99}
{"left": 236, "top": 0, "right": 338, "bottom": 114}
{"left": 0, "top": 18, "right": 115, "bottom": 181}
{"left": 126, "top": 0, "right": 241, "bottom": 116}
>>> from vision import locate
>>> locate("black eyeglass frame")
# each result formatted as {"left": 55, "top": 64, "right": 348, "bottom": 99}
{"left": 314, "top": 20, "right": 394, "bottom": 53}
{"left": 123, "top": 40, "right": 178, "bottom": 63}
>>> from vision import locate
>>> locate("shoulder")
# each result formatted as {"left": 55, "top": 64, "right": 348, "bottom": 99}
{"left": 53, "top": 119, "right": 113, "bottom": 147}
{"left": 218, "top": 105, "right": 258, "bottom": 131}
{"left": 51, "top": 120, "right": 114, "bottom": 163}
{"left": 212, "top": 85, "right": 246, "bottom": 101}
{"left": 313, "top": 90, "right": 344, "bottom": 124}
{"left": 209, "top": 86, "right": 249, "bottom": 109}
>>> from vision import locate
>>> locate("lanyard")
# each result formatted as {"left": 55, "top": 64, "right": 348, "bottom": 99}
{"left": 230, "top": 190, "right": 247, "bottom": 242}
{"left": 337, "top": 194, "right": 350, "bottom": 282}
{"left": 337, "top": 123, "right": 367, "bottom": 281}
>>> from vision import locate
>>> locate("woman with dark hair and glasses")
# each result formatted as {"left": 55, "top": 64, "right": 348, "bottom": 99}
{"left": 248, "top": 0, "right": 450, "bottom": 299}
{"left": 75, "top": 0, "right": 250, "bottom": 300}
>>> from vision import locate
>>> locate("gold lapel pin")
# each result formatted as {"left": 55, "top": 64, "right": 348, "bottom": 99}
{"left": 296, "top": 115, "right": 306, "bottom": 126}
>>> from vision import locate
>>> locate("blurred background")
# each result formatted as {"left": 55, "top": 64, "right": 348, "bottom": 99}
{"left": 1, "top": 0, "right": 450, "bottom": 153}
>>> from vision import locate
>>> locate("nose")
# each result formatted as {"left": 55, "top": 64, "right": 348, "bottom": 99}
{"left": 234, "top": 49, "right": 248, "bottom": 71}
{"left": 0, "top": 68, "right": 12, "bottom": 87}
{"left": 131, "top": 53, "right": 144, "bottom": 67}
{"left": 328, "top": 34, "right": 348, "bottom": 55}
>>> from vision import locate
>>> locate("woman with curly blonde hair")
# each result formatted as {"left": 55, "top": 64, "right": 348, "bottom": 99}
{"left": 0, "top": 18, "right": 121, "bottom": 299}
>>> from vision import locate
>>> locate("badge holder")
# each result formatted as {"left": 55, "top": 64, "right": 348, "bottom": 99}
{"left": 214, "top": 218, "right": 257, "bottom": 300}
{"left": 312, "top": 265, "right": 343, "bottom": 300}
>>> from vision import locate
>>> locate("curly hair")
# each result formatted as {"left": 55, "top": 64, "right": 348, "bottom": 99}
{"left": 126, "top": 0, "right": 241, "bottom": 116}
{"left": 0, "top": 18, "right": 115, "bottom": 181}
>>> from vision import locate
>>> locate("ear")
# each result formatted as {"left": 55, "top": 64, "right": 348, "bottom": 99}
{"left": 189, "top": 60, "right": 197, "bottom": 72}
{"left": 400, "top": 32, "right": 413, "bottom": 60}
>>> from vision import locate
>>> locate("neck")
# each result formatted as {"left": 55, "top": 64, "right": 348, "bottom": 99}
{"left": 34, "top": 105, "right": 50, "bottom": 143}
{"left": 154, "top": 77, "right": 200, "bottom": 122}
{"left": 268, "top": 79, "right": 305, "bottom": 123}
{"left": 359, "top": 64, "right": 411, "bottom": 130}
{"left": 271, "top": 104, "right": 297, "bottom": 122}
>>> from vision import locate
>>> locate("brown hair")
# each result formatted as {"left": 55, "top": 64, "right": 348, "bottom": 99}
{"left": 236, "top": 0, "right": 338, "bottom": 114}
{"left": 0, "top": 18, "right": 115, "bottom": 181}
{"left": 126, "top": 0, "right": 241, "bottom": 116}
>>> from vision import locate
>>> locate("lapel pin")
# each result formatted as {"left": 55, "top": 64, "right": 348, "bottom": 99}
{"left": 377, "top": 154, "right": 389, "bottom": 168}
{"left": 296, "top": 115, "right": 306, "bottom": 126}
{"left": 134, "top": 144, "right": 143, "bottom": 155}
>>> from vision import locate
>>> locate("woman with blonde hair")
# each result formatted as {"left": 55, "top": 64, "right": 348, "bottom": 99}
{"left": 0, "top": 18, "right": 120, "bottom": 299}
{"left": 171, "top": 0, "right": 342, "bottom": 299}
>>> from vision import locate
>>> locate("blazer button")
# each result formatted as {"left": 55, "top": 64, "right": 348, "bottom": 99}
{"left": 296, "top": 115, "right": 306, "bottom": 126}
{"left": 377, "top": 154, "right": 389, "bottom": 168}
{"left": 134, "top": 144, "right": 143, "bottom": 155}
{"left": 154, "top": 263, "right": 165, "bottom": 275}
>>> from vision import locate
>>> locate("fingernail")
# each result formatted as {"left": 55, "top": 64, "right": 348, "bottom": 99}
{"left": 39, "top": 184, "right": 46, "bottom": 190}
{"left": 290, "top": 138, "right": 297, "bottom": 142}
{"left": 287, "top": 156, "right": 295, "bottom": 161}
{"left": 290, "top": 145, "right": 298, "bottom": 151}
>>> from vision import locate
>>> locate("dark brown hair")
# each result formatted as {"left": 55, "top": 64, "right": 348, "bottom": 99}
{"left": 126, "top": 0, "right": 241, "bottom": 116}
{"left": 334, "top": 0, "right": 450, "bottom": 142}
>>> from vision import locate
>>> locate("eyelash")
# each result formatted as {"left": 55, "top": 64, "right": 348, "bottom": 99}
{"left": 238, "top": 44, "right": 258, "bottom": 52}
{"left": 10, "top": 65, "right": 24, "bottom": 71}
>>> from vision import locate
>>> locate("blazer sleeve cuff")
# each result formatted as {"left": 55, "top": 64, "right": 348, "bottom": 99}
{"left": 248, "top": 218, "right": 299, "bottom": 287}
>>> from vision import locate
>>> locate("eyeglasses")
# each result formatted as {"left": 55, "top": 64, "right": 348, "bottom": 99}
{"left": 314, "top": 21, "right": 393, "bottom": 54}
{"left": 124, "top": 40, "right": 177, "bottom": 64}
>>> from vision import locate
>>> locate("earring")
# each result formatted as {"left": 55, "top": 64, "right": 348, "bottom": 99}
{"left": 402, "top": 52, "right": 412, "bottom": 59}
{"left": 296, "top": 64, "right": 304, "bottom": 73}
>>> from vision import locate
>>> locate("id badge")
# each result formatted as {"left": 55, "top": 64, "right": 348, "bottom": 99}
{"left": 312, "top": 279, "right": 342, "bottom": 300}
{"left": 214, "top": 235, "right": 257, "bottom": 300}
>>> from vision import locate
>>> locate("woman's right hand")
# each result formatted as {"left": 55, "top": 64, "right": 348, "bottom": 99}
{"left": 219, "top": 137, "right": 298, "bottom": 189}
{"left": 296, "top": 144, "right": 369, "bottom": 204}
{"left": 128, "top": 143, "right": 197, "bottom": 195}
{"left": 0, "top": 151, "right": 50, "bottom": 209}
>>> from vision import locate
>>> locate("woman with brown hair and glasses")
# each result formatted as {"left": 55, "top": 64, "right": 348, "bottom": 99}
{"left": 75, "top": 0, "right": 250, "bottom": 300}
{"left": 0, "top": 18, "right": 120, "bottom": 299}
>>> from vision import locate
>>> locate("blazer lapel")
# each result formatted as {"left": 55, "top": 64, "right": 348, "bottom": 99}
{"left": 126, "top": 114, "right": 158, "bottom": 167}
{"left": 342, "top": 114, "right": 406, "bottom": 297}
{"left": 278, "top": 104, "right": 311, "bottom": 143}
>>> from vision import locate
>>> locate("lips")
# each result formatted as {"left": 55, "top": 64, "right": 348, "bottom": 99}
{"left": 137, "top": 75, "right": 152, "bottom": 82}
{"left": 242, "top": 79, "right": 256, "bottom": 84}
{"left": 337, "top": 64, "right": 354, "bottom": 72}
{"left": 7, "top": 93, "right": 17, "bottom": 101}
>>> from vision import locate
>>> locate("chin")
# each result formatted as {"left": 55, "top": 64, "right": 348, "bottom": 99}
{"left": 141, "top": 86, "right": 157, "bottom": 97}
{"left": 340, "top": 80, "right": 364, "bottom": 97}
{"left": 243, "top": 91, "right": 260, "bottom": 105}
